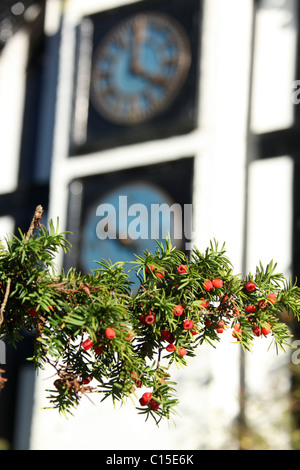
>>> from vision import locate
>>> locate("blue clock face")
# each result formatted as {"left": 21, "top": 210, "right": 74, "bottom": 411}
{"left": 80, "top": 182, "right": 183, "bottom": 290}
{"left": 90, "top": 12, "right": 191, "bottom": 125}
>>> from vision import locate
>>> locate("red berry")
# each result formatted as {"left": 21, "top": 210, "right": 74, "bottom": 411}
{"left": 268, "top": 293, "right": 277, "bottom": 304}
{"left": 173, "top": 304, "right": 184, "bottom": 316}
{"left": 82, "top": 377, "right": 92, "bottom": 384}
{"left": 212, "top": 278, "right": 223, "bottom": 288}
{"left": 161, "top": 329, "right": 171, "bottom": 341}
{"left": 125, "top": 330, "right": 134, "bottom": 341}
{"left": 155, "top": 270, "right": 165, "bottom": 279}
{"left": 232, "top": 323, "right": 242, "bottom": 339}
{"left": 166, "top": 343, "right": 176, "bottom": 352}
{"left": 200, "top": 298, "right": 209, "bottom": 309}
{"left": 139, "top": 315, "right": 146, "bottom": 324}
{"left": 143, "top": 392, "right": 152, "bottom": 402}
{"left": 204, "top": 280, "right": 213, "bottom": 291}
{"left": 258, "top": 300, "right": 267, "bottom": 309}
{"left": 261, "top": 323, "right": 271, "bottom": 336}
{"left": 82, "top": 338, "right": 94, "bottom": 351}
{"left": 261, "top": 328, "right": 270, "bottom": 336}
{"left": 139, "top": 392, "right": 152, "bottom": 406}
{"left": 105, "top": 327, "right": 116, "bottom": 339}
{"left": 212, "top": 319, "right": 223, "bottom": 332}
{"left": 182, "top": 319, "right": 194, "bottom": 330}
{"left": 253, "top": 326, "right": 261, "bottom": 337}
{"left": 245, "top": 304, "right": 256, "bottom": 313}
{"left": 149, "top": 399, "right": 160, "bottom": 411}
{"left": 204, "top": 319, "right": 212, "bottom": 327}
{"left": 246, "top": 281, "right": 256, "bottom": 292}
{"left": 54, "top": 379, "right": 64, "bottom": 390}
{"left": 94, "top": 344, "right": 104, "bottom": 355}
{"left": 178, "top": 264, "right": 188, "bottom": 274}
{"left": 232, "top": 330, "right": 241, "bottom": 340}
{"left": 29, "top": 307, "right": 38, "bottom": 318}
{"left": 145, "top": 313, "right": 156, "bottom": 325}
{"left": 146, "top": 265, "right": 164, "bottom": 278}
{"left": 168, "top": 333, "right": 176, "bottom": 343}
{"left": 131, "top": 371, "right": 142, "bottom": 387}
{"left": 178, "top": 347, "right": 187, "bottom": 357}
{"left": 145, "top": 265, "right": 154, "bottom": 273}
{"left": 215, "top": 320, "right": 224, "bottom": 333}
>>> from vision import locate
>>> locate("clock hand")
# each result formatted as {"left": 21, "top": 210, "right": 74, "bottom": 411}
{"left": 143, "top": 72, "right": 169, "bottom": 87}
{"left": 103, "top": 223, "right": 140, "bottom": 250}
{"left": 117, "top": 228, "right": 140, "bottom": 251}
{"left": 131, "top": 15, "right": 147, "bottom": 74}
{"left": 130, "top": 16, "right": 144, "bottom": 73}
{"left": 118, "top": 236, "right": 139, "bottom": 250}
{"left": 132, "top": 64, "right": 169, "bottom": 87}
{"left": 131, "top": 18, "right": 169, "bottom": 88}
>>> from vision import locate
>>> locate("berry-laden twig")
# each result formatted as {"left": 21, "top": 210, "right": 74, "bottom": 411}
{"left": 0, "top": 208, "right": 300, "bottom": 424}
{"left": 0, "top": 278, "right": 11, "bottom": 328}
{"left": 25, "top": 204, "right": 43, "bottom": 241}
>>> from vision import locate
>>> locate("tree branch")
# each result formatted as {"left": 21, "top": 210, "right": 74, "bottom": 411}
{"left": 0, "top": 205, "right": 43, "bottom": 328}
{"left": 0, "top": 278, "right": 11, "bottom": 327}
{"left": 26, "top": 204, "right": 43, "bottom": 242}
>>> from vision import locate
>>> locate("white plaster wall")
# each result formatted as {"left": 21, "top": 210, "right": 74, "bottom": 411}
{"left": 0, "top": 29, "right": 29, "bottom": 194}
{"left": 244, "top": 156, "right": 294, "bottom": 449}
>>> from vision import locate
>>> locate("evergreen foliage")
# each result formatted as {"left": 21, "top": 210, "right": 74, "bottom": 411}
{"left": 0, "top": 206, "right": 300, "bottom": 424}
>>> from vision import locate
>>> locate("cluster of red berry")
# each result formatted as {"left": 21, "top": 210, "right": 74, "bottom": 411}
{"left": 145, "top": 265, "right": 165, "bottom": 279}
{"left": 203, "top": 278, "right": 224, "bottom": 291}
{"left": 201, "top": 278, "right": 228, "bottom": 334}
{"left": 141, "top": 264, "right": 194, "bottom": 359}
{"left": 49, "top": 257, "right": 281, "bottom": 418}
{"left": 131, "top": 372, "right": 161, "bottom": 411}
{"left": 201, "top": 279, "right": 277, "bottom": 341}
{"left": 48, "top": 240, "right": 291, "bottom": 421}
{"left": 82, "top": 326, "right": 116, "bottom": 356}
{"left": 139, "top": 392, "right": 160, "bottom": 411}
{"left": 243, "top": 281, "right": 276, "bottom": 337}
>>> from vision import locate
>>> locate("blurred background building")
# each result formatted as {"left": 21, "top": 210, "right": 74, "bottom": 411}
{"left": 0, "top": 0, "right": 300, "bottom": 450}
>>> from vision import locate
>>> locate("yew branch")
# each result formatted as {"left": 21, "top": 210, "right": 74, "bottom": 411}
{"left": 26, "top": 204, "right": 43, "bottom": 242}
{"left": 0, "top": 278, "right": 11, "bottom": 327}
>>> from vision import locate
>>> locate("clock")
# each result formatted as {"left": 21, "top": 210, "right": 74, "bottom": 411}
{"left": 79, "top": 181, "right": 183, "bottom": 291}
{"left": 70, "top": 0, "right": 202, "bottom": 153}
{"left": 64, "top": 158, "right": 194, "bottom": 286}
{"left": 90, "top": 11, "right": 191, "bottom": 126}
